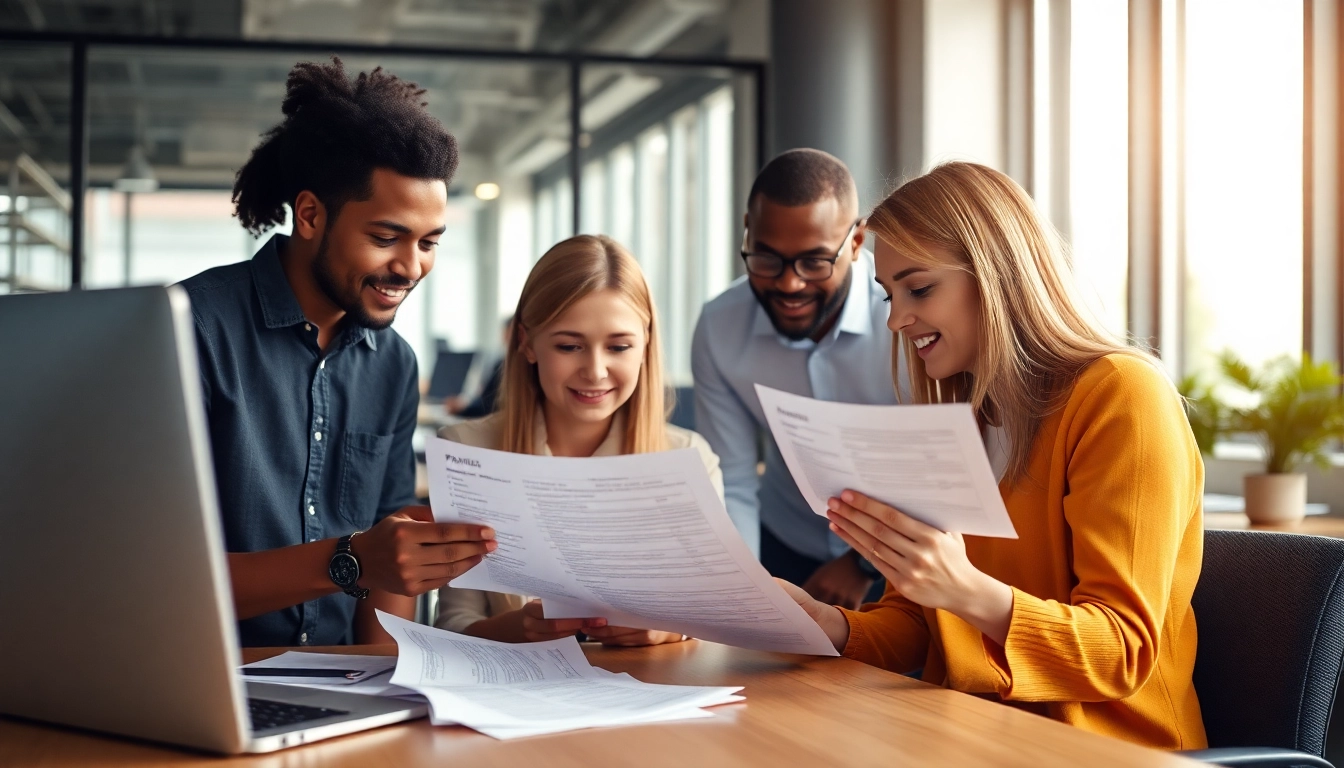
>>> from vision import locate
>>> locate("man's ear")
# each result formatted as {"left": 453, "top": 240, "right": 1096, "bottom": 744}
{"left": 518, "top": 325, "right": 537, "bottom": 365}
{"left": 291, "top": 190, "right": 327, "bottom": 240}
{"left": 851, "top": 218, "right": 869, "bottom": 261}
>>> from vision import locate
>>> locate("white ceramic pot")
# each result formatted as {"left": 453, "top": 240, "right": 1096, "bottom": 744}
{"left": 1243, "top": 473, "right": 1308, "bottom": 524}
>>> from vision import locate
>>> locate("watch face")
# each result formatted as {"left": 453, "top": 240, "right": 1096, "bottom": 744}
{"left": 329, "top": 552, "right": 360, "bottom": 588}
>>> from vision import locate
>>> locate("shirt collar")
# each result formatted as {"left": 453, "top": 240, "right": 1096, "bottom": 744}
{"left": 353, "top": 325, "right": 378, "bottom": 351}
{"left": 248, "top": 233, "right": 377, "bottom": 351}
{"left": 749, "top": 251, "right": 877, "bottom": 343}
{"left": 534, "top": 408, "right": 627, "bottom": 457}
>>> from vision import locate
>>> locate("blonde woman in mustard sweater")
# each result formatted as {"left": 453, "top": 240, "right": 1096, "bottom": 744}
{"left": 780, "top": 162, "right": 1206, "bottom": 750}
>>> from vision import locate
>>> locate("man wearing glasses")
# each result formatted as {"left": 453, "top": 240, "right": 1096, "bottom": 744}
{"left": 692, "top": 148, "right": 905, "bottom": 610}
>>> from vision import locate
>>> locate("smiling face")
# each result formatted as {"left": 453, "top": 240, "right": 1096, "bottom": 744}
{"left": 874, "top": 237, "right": 982, "bottom": 381}
{"left": 523, "top": 288, "right": 648, "bottom": 433}
{"left": 744, "top": 195, "right": 863, "bottom": 342}
{"left": 309, "top": 167, "right": 448, "bottom": 330}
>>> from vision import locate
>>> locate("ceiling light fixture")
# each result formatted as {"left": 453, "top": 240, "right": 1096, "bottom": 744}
{"left": 113, "top": 145, "right": 159, "bottom": 193}
{"left": 474, "top": 182, "right": 501, "bottom": 201}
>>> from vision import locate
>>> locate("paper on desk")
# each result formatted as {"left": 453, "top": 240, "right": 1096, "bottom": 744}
{"left": 377, "top": 612, "right": 742, "bottom": 740}
{"left": 239, "top": 651, "right": 395, "bottom": 686}
{"left": 427, "top": 437, "right": 839, "bottom": 656}
{"left": 755, "top": 384, "right": 1017, "bottom": 539}
{"left": 472, "top": 669, "right": 730, "bottom": 739}
{"left": 238, "top": 651, "right": 421, "bottom": 698}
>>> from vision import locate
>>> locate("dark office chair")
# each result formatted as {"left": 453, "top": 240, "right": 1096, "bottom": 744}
{"left": 668, "top": 386, "right": 696, "bottom": 431}
{"left": 1182, "top": 529, "right": 1344, "bottom": 768}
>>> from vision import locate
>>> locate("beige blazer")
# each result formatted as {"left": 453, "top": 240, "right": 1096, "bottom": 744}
{"left": 432, "top": 411, "right": 725, "bottom": 633}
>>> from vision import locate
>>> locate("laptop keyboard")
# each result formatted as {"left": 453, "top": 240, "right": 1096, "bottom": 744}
{"left": 248, "top": 697, "right": 349, "bottom": 731}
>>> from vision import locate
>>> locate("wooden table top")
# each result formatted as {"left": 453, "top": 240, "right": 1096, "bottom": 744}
{"left": 0, "top": 641, "right": 1200, "bottom": 768}
{"left": 1204, "top": 510, "right": 1344, "bottom": 538}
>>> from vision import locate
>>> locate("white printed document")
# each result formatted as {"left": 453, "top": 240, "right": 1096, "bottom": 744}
{"left": 378, "top": 612, "right": 742, "bottom": 739}
{"left": 426, "top": 437, "right": 839, "bottom": 656}
{"left": 755, "top": 384, "right": 1017, "bottom": 538}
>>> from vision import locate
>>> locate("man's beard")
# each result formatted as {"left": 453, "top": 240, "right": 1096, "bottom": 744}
{"left": 753, "top": 266, "right": 852, "bottom": 341}
{"left": 311, "top": 232, "right": 416, "bottom": 331}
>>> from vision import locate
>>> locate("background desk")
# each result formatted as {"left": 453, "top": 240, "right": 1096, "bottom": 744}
{"left": 1, "top": 641, "right": 1200, "bottom": 767}
{"left": 1204, "top": 510, "right": 1344, "bottom": 538}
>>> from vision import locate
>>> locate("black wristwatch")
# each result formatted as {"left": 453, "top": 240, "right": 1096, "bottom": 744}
{"left": 329, "top": 532, "right": 370, "bottom": 599}
{"left": 854, "top": 550, "right": 881, "bottom": 580}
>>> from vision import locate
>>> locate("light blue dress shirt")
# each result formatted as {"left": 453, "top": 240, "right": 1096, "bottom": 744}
{"left": 691, "top": 253, "right": 906, "bottom": 562}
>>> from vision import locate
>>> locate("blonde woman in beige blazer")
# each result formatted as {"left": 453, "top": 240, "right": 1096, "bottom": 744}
{"left": 433, "top": 234, "right": 723, "bottom": 647}
{"left": 433, "top": 411, "right": 723, "bottom": 643}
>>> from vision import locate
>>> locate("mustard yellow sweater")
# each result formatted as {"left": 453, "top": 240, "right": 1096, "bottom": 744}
{"left": 840, "top": 354, "right": 1206, "bottom": 750}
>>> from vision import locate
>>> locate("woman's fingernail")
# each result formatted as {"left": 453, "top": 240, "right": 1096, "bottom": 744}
{"left": 841, "top": 491, "right": 854, "bottom": 503}
{"left": 827, "top": 498, "right": 840, "bottom": 511}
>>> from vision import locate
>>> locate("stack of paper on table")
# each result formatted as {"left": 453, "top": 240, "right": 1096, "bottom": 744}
{"left": 426, "top": 437, "right": 839, "bottom": 656}
{"left": 238, "top": 651, "right": 421, "bottom": 699}
{"left": 378, "top": 612, "right": 742, "bottom": 739}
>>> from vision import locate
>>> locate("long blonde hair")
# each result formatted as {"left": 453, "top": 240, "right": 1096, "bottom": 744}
{"left": 870, "top": 162, "right": 1151, "bottom": 484}
{"left": 499, "top": 234, "right": 669, "bottom": 456}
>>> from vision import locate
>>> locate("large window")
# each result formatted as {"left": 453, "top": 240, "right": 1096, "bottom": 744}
{"left": 85, "top": 190, "right": 253, "bottom": 288}
{"left": 1054, "top": 0, "right": 1307, "bottom": 380}
{"left": 0, "top": 26, "right": 760, "bottom": 401}
{"left": 534, "top": 70, "right": 739, "bottom": 385}
{"left": 0, "top": 44, "right": 72, "bottom": 294}
{"left": 1068, "top": 0, "right": 1129, "bottom": 336}
{"left": 1182, "top": 0, "right": 1304, "bottom": 375}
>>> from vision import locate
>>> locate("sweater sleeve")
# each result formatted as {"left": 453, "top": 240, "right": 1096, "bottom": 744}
{"left": 837, "top": 584, "right": 931, "bottom": 674}
{"left": 985, "top": 359, "right": 1201, "bottom": 702}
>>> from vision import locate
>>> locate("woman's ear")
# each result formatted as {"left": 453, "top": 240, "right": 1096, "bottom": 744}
{"left": 518, "top": 325, "right": 538, "bottom": 365}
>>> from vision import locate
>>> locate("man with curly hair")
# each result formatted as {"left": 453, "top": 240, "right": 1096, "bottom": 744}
{"left": 178, "top": 58, "right": 496, "bottom": 647}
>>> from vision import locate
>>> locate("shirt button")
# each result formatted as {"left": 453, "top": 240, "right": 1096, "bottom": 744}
{"left": 308, "top": 505, "right": 316, "bottom": 515}
{"left": 316, "top": 416, "right": 323, "bottom": 424}
{"left": 300, "top": 632, "right": 308, "bottom": 644}
{"left": 319, "top": 360, "right": 326, "bottom": 370}
{"left": 304, "top": 323, "right": 312, "bottom": 332}
{"left": 314, "top": 432, "right": 322, "bottom": 442}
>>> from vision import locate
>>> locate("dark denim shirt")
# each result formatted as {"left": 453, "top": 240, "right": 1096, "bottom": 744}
{"left": 179, "top": 234, "right": 419, "bottom": 647}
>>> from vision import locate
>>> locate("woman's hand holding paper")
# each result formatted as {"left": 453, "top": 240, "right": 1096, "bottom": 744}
{"left": 518, "top": 599, "right": 606, "bottom": 642}
{"left": 825, "top": 490, "right": 1014, "bottom": 646}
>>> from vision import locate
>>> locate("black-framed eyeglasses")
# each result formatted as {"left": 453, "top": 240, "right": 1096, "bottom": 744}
{"left": 740, "top": 220, "right": 860, "bottom": 281}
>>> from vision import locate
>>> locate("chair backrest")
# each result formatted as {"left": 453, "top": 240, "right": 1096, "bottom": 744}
{"left": 668, "top": 385, "right": 696, "bottom": 431}
{"left": 1194, "top": 529, "right": 1344, "bottom": 756}
{"left": 427, "top": 350, "right": 475, "bottom": 399}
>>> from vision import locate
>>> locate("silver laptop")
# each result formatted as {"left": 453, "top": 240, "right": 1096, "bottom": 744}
{"left": 0, "top": 285, "right": 426, "bottom": 754}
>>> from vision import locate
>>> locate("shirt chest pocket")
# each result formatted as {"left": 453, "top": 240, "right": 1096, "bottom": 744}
{"left": 338, "top": 431, "right": 394, "bottom": 528}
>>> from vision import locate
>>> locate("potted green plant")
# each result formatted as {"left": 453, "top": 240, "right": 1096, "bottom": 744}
{"left": 1217, "top": 351, "right": 1344, "bottom": 523}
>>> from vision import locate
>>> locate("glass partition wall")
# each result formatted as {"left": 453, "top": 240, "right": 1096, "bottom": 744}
{"left": 0, "top": 43, "right": 73, "bottom": 294}
{"left": 0, "top": 32, "right": 762, "bottom": 387}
